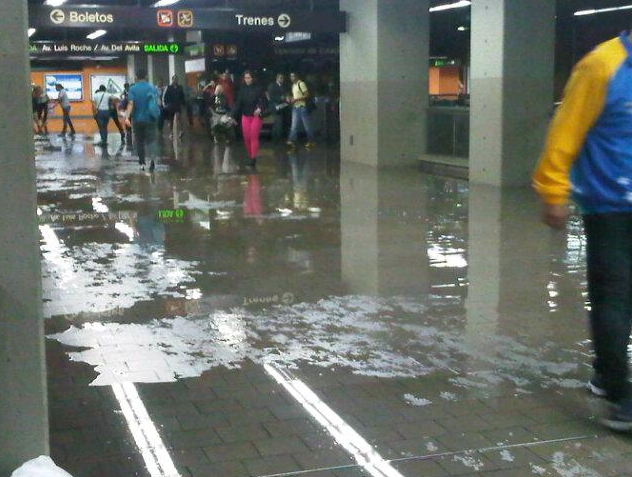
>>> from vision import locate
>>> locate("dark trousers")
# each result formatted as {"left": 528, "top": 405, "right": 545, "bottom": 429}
{"left": 95, "top": 110, "right": 110, "bottom": 144}
{"left": 272, "top": 112, "right": 286, "bottom": 142}
{"left": 584, "top": 213, "right": 632, "bottom": 403}
{"left": 158, "top": 108, "right": 166, "bottom": 132}
{"left": 133, "top": 121, "right": 157, "bottom": 165}
{"left": 62, "top": 107, "right": 75, "bottom": 135}
{"left": 109, "top": 109, "right": 124, "bottom": 135}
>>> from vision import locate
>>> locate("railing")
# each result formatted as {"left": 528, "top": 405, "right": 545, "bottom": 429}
{"left": 427, "top": 105, "right": 470, "bottom": 158}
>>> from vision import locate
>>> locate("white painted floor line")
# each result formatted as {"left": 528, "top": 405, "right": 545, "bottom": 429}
{"left": 248, "top": 401, "right": 597, "bottom": 477}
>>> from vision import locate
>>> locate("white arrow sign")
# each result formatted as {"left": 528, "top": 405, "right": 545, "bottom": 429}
{"left": 278, "top": 13, "right": 291, "bottom": 29}
{"left": 50, "top": 9, "right": 65, "bottom": 24}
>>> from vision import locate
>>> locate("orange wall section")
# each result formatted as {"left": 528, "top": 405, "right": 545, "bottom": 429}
{"left": 31, "top": 64, "right": 128, "bottom": 135}
{"left": 429, "top": 66, "right": 461, "bottom": 98}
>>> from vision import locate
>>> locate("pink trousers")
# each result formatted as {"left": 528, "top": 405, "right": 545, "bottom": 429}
{"left": 241, "top": 115, "right": 262, "bottom": 159}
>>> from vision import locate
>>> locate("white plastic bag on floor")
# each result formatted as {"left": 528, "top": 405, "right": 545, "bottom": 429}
{"left": 11, "top": 456, "right": 73, "bottom": 477}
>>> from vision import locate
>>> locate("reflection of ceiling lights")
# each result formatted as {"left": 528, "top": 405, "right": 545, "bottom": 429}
{"left": 457, "top": 26, "right": 468, "bottom": 31}
{"left": 575, "top": 4, "right": 632, "bottom": 16}
{"left": 86, "top": 29, "right": 107, "bottom": 40}
{"left": 115, "top": 223, "right": 135, "bottom": 242}
{"left": 430, "top": 0, "right": 471, "bottom": 12}
{"left": 154, "top": 0, "right": 181, "bottom": 6}
{"left": 265, "top": 364, "right": 406, "bottom": 477}
{"left": 44, "top": 0, "right": 68, "bottom": 6}
{"left": 28, "top": 28, "right": 36, "bottom": 37}
{"left": 112, "top": 383, "right": 181, "bottom": 477}
{"left": 277, "top": 208, "right": 293, "bottom": 216}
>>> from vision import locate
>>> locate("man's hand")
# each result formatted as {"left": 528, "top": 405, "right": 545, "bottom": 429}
{"left": 542, "top": 203, "right": 569, "bottom": 230}
{"left": 124, "top": 118, "right": 132, "bottom": 128}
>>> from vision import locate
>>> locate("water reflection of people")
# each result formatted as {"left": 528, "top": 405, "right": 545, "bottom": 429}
{"left": 135, "top": 203, "right": 165, "bottom": 248}
{"left": 243, "top": 174, "right": 263, "bottom": 219}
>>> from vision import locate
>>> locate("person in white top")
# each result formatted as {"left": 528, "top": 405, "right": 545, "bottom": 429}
{"left": 55, "top": 83, "right": 76, "bottom": 137}
{"left": 92, "top": 85, "right": 114, "bottom": 146}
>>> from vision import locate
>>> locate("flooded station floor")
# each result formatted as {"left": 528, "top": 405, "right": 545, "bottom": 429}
{"left": 37, "top": 134, "right": 632, "bottom": 477}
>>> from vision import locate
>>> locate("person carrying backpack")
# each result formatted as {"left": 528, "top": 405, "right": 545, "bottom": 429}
{"left": 124, "top": 70, "right": 160, "bottom": 172}
{"left": 287, "top": 72, "right": 316, "bottom": 151}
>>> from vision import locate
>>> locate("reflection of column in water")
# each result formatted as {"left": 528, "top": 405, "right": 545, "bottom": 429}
{"left": 212, "top": 144, "right": 222, "bottom": 176}
{"left": 465, "top": 185, "right": 501, "bottom": 350}
{"left": 173, "top": 186, "right": 179, "bottom": 209}
{"left": 289, "top": 151, "right": 310, "bottom": 210}
{"left": 213, "top": 144, "right": 237, "bottom": 175}
{"left": 340, "top": 163, "right": 430, "bottom": 296}
{"left": 222, "top": 145, "right": 235, "bottom": 174}
{"left": 465, "top": 185, "right": 553, "bottom": 363}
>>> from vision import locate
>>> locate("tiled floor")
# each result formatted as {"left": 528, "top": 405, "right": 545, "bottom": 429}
{"left": 38, "top": 132, "right": 632, "bottom": 477}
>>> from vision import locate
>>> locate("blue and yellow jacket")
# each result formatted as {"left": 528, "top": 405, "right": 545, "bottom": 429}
{"left": 534, "top": 32, "right": 632, "bottom": 213}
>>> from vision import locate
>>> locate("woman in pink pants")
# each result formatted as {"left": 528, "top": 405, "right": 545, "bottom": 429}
{"left": 232, "top": 71, "right": 268, "bottom": 168}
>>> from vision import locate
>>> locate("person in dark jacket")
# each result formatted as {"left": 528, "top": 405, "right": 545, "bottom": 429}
{"left": 163, "top": 75, "right": 186, "bottom": 139}
{"left": 267, "top": 73, "right": 290, "bottom": 142}
{"left": 232, "top": 71, "right": 268, "bottom": 168}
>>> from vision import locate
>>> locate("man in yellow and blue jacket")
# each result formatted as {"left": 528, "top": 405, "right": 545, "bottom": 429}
{"left": 534, "top": 32, "right": 632, "bottom": 432}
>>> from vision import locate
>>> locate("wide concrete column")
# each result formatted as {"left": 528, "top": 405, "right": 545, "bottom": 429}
{"left": 0, "top": 0, "right": 49, "bottom": 473}
{"left": 340, "top": 0, "right": 429, "bottom": 167}
{"left": 469, "top": 0, "right": 555, "bottom": 187}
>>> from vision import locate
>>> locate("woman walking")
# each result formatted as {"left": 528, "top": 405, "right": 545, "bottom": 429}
{"left": 232, "top": 71, "right": 268, "bottom": 168}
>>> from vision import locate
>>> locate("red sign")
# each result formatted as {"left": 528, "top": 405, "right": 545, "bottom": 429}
{"left": 157, "top": 10, "right": 173, "bottom": 27}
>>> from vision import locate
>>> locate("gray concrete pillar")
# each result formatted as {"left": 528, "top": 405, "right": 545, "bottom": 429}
{"left": 0, "top": 0, "right": 49, "bottom": 473}
{"left": 127, "top": 54, "right": 140, "bottom": 83}
{"left": 169, "top": 55, "right": 187, "bottom": 82}
{"left": 469, "top": 0, "right": 555, "bottom": 187}
{"left": 168, "top": 34, "right": 187, "bottom": 81}
{"left": 340, "top": 0, "right": 429, "bottom": 167}
{"left": 150, "top": 55, "right": 170, "bottom": 87}
{"left": 147, "top": 56, "right": 155, "bottom": 85}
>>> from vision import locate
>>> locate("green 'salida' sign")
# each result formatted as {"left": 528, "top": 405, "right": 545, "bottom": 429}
{"left": 143, "top": 43, "right": 181, "bottom": 54}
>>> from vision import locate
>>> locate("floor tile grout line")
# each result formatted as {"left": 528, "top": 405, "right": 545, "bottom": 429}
{"left": 388, "top": 433, "right": 597, "bottom": 464}
{"left": 246, "top": 434, "right": 599, "bottom": 477}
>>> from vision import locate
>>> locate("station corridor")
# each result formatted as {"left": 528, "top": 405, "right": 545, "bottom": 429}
{"left": 37, "top": 134, "right": 632, "bottom": 477}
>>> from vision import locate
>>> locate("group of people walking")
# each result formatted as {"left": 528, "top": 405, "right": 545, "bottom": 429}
{"left": 202, "top": 70, "right": 317, "bottom": 168}
{"left": 31, "top": 68, "right": 319, "bottom": 174}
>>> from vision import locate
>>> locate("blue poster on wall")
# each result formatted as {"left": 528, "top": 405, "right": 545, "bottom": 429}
{"left": 44, "top": 74, "right": 83, "bottom": 101}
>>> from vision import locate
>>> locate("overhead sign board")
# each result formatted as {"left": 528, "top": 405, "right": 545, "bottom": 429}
{"left": 29, "top": 42, "right": 185, "bottom": 56}
{"left": 29, "top": 6, "right": 347, "bottom": 33}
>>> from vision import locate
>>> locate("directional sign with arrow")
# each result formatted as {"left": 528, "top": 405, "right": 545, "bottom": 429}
{"left": 277, "top": 13, "right": 291, "bottom": 29}
{"left": 50, "top": 9, "right": 65, "bottom": 24}
{"left": 29, "top": 6, "right": 346, "bottom": 33}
